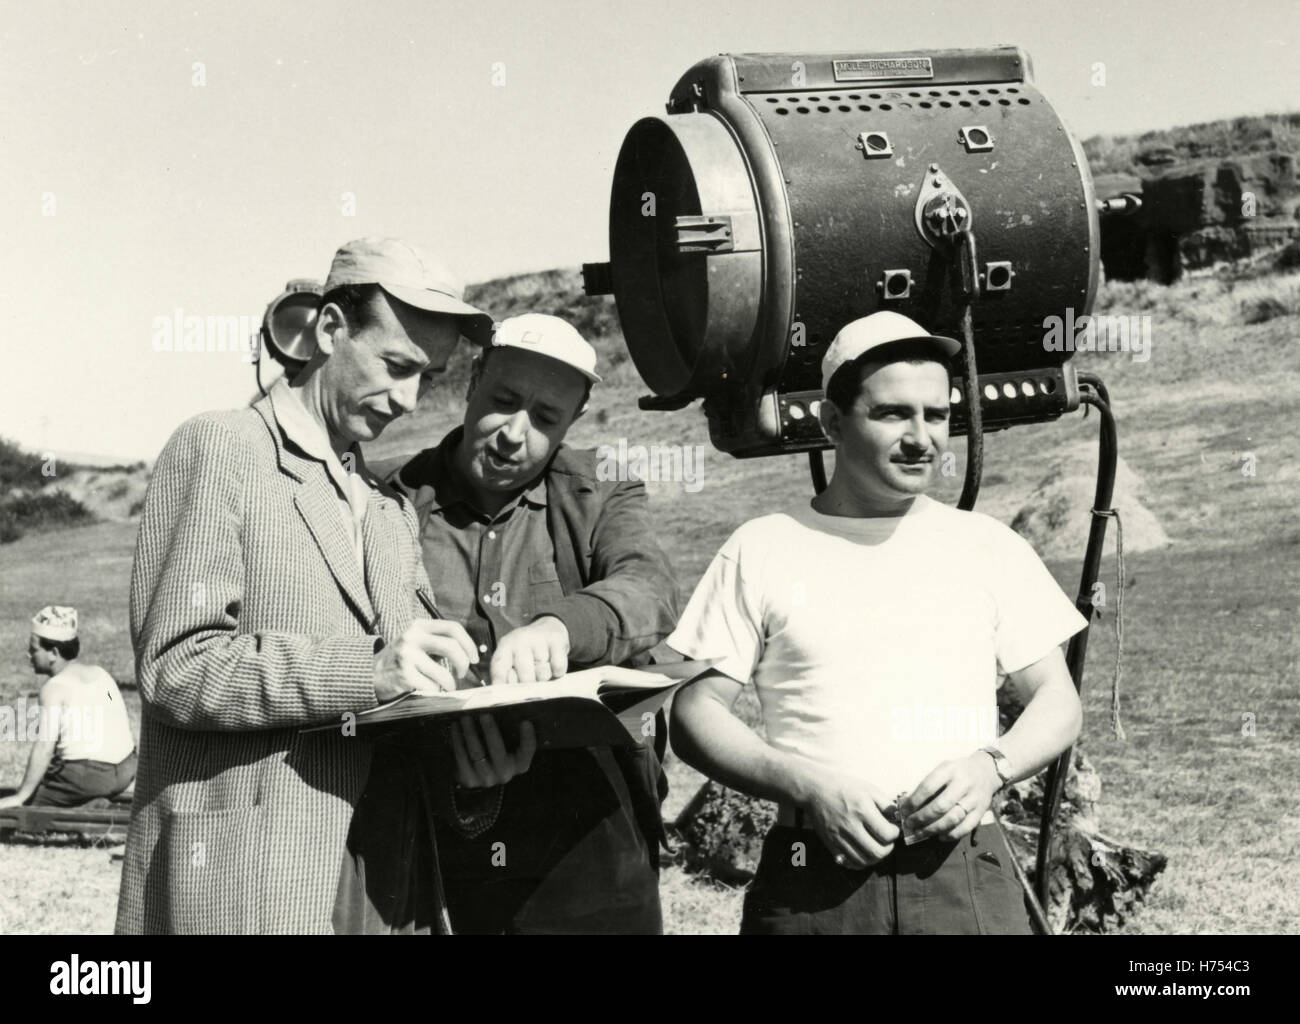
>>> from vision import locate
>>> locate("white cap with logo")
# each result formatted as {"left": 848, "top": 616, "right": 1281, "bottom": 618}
{"left": 490, "top": 313, "right": 602, "bottom": 384}
{"left": 821, "top": 311, "right": 960, "bottom": 393}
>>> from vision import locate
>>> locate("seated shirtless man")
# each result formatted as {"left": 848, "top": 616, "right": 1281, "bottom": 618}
{"left": 0, "top": 605, "right": 136, "bottom": 809}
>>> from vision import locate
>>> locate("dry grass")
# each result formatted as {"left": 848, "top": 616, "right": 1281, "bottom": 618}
{"left": 1098, "top": 268, "right": 1300, "bottom": 328}
{"left": 0, "top": 840, "right": 121, "bottom": 934}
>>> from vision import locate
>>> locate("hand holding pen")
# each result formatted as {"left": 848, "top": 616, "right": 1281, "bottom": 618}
{"left": 415, "top": 587, "right": 487, "bottom": 687}
{"left": 370, "top": 588, "right": 481, "bottom": 703}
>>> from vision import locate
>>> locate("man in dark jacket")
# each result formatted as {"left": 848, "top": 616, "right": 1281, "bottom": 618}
{"left": 390, "top": 313, "right": 679, "bottom": 934}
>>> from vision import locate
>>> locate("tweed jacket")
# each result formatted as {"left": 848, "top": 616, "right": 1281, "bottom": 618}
{"left": 115, "top": 394, "right": 429, "bottom": 934}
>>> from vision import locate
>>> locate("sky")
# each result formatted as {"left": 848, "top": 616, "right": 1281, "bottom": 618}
{"left": 2, "top": 0, "right": 1296, "bottom": 460}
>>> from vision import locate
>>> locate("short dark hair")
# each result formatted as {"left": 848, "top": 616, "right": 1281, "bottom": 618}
{"left": 320, "top": 283, "right": 385, "bottom": 331}
{"left": 468, "top": 345, "right": 594, "bottom": 414}
{"left": 37, "top": 635, "right": 79, "bottom": 660}
{"left": 826, "top": 338, "right": 953, "bottom": 414}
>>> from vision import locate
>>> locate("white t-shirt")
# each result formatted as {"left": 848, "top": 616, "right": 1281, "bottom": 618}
{"left": 667, "top": 495, "right": 1087, "bottom": 797}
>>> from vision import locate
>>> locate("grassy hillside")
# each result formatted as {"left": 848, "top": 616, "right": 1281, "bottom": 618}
{"left": 0, "top": 438, "right": 150, "bottom": 544}
{"left": 3, "top": 262, "right": 1298, "bottom": 934}
{"left": 1082, "top": 112, "right": 1300, "bottom": 176}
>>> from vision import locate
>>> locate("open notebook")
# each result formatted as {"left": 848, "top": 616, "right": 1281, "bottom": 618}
{"left": 303, "top": 659, "right": 718, "bottom": 750}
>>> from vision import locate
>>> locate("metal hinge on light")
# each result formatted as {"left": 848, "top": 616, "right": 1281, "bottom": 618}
{"left": 674, "top": 212, "right": 760, "bottom": 254}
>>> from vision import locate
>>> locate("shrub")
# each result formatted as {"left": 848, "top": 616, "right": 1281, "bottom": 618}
{"left": 1241, "top": 296, "right": 1290, "bottom": 324}
{"left": 0, "top": 491, "right": 93, "bottom": 543}
{"left": 0, "top": 508, "right": 22, "bottom": 543}
{"left": 1276, "top": 241, "right": 1300, "bottom": 271}
{"left": 0, "top": 436, "right": 46, "bottom": 490}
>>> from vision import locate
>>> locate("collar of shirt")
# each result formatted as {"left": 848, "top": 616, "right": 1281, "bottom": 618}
{"left": 268, "top": 378, "right": 376, "bottom": 512}
{"left": 271, "top": 376, "right": 374, "bottom": 493}
{"left": 409, "top": 425, "right": 548, "bottom": 522}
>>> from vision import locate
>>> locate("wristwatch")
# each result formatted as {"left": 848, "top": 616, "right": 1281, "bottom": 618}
{"left": 979, "top": 745, "right": 1013, "bottom": 789}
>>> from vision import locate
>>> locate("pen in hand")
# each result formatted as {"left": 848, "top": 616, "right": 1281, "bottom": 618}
{"left": 415, "top": 587, "right": 486, "bottom": 687}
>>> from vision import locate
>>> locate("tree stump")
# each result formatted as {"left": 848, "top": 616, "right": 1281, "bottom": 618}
{"left": 996, "top": 748, "right": 1167, "bottom": 933}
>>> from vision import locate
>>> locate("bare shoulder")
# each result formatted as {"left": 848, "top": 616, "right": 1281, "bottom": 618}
{"left": 45, "top": 662, "right": 106, "bottom": 689}
{"left": 39, "top": 673, "right": 75, "bottom": 704}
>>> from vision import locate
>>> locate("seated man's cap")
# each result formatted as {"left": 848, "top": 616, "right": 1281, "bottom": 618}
{"left": 490, "top": 313, "right": 602, "bottom": 384}
{"left": 821, "top": 311, "right": 960, "bottom": 393}
{"left": 32, "top": 605, "right": 78, "bottom": 642}
{"left": 324, "top": 237, "right": 494, "bottom": 345}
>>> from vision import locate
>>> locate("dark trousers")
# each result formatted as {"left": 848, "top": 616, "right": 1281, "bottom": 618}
{"left": 741, "top": 824, "right": 1033, "bottom": 935}
{"left": 30, "top": 752, "right": 136, "bottom": 807}
{"left": 437, "top": 818, "right": 662, "bottom": 935}
{"left": 334, "top": 746, "right": 661, "bottom": 935}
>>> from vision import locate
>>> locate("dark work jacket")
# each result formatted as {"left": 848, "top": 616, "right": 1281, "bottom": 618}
{"left": 394, "top": 430, "right": 681, "bottom": 857}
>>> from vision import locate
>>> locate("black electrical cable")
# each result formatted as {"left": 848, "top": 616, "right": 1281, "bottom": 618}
{"left": 254, "top": 341, "right": 268, "bottom": 399}
{"left": 1034, "top": 382, "right": 1118, "bottom": 909}
{"left": 951, "top": 229, "right": 983, "bottom": 512}
{"left": 1078, "top": 370, "right": 1110, "bottom": 408}
{"left": 955, "top": 301, "right": 983, "bottom": 512}
{"left": 808, "top": 450, "right": 828, "bottom": 494}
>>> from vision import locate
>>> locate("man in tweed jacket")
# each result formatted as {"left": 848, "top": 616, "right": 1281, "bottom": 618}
{"left": 117, "top": 239, "right": 534, "bottom": 934}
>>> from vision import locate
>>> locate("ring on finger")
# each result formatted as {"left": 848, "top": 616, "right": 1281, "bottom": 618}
{"left": 953, "top": 801, "right": 968, "bottom": 817}
{"left": 461, "top": 727, "right": 487, "bottom": 764}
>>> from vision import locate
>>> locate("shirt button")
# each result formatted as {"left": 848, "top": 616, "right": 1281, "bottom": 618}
{"left": 483, "top": 594, "right": 492, "bottom": 604}
{"left": 488, "top": 530, "right": 497, "bottom": 540}
{"left": 479, "top": 644, "right": 488, "bottom": 653}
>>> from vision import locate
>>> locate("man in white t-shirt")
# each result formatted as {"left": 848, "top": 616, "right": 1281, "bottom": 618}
{"left": 668, "top": 311, "right": 1087, "bottom": 935}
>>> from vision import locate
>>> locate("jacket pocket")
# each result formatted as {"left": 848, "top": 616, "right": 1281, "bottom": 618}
{"left": 160, "top": 806, "right": 264, "bottom": 934}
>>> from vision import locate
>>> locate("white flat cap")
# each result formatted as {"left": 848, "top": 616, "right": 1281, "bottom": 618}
{"left": 821, "top": 311, "right": 960, "bottom": 392}
{"left": 490, "top": 313, "right": 601, "bottom": 384}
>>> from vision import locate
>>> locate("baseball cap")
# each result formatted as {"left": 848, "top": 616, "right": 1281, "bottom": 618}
{"left": 820, "top": 311, "right": 961, "bottom": 393}
{"left": 324, "top": 237, "right": 494, "bottom": 344}
{"left": 32, "top": 605, "right": 78, "bottom": 642}
{"left": 490, "top": 314, "right": 602, "bottom": 384}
